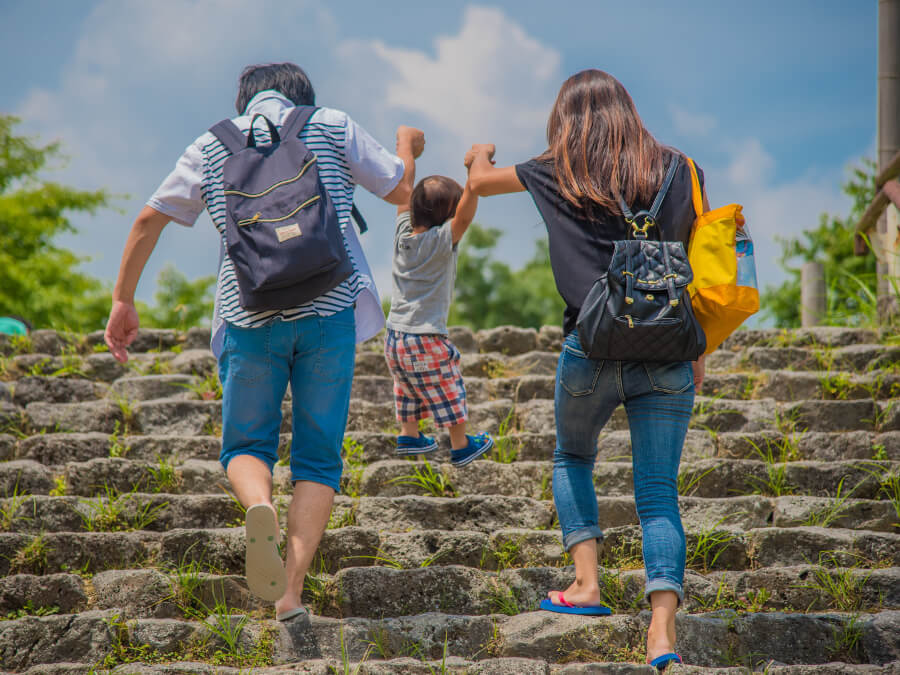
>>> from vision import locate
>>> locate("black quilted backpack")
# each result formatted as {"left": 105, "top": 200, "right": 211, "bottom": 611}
{"left": 575, "top": 155, "right": 706, "bottom": 362}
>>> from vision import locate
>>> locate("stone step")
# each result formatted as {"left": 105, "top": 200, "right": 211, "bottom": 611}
{"left": 1, "top": 608, "right": 898, "bottom": 671}
{"left": 3, "top": 564, "right": 899, "bottom": 624}
{"left": 357, "top": 459, "right": 900, "bottom": 501}
{"left": 706, "top": 344, "right": 900, "bottom": 374}
{"left": 2, "top": 456, "right": 897, "bottom": 502}
{"left": 700, "top": 370, "right": 900, "bottom": 402}
{"left": 2, "top": 524, "right": 897, "bottom": 577}
{"left": 4, "top": 492, "right": 895, "bottom": 535}
{"left": 15, "top": 368, "right": 898, "bottom": 412}
{"left": 13, "top": 660, "right": 898, "bottom": 675}
{"left": 1, "top": 325, "right": 884, "bottom": 359}
{"left": 9, "top": 429, "right": 899, "bottom": 472}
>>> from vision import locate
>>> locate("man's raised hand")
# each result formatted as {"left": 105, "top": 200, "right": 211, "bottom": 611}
{"left": 397, "top": 126, "right": 425, "bottom": 159}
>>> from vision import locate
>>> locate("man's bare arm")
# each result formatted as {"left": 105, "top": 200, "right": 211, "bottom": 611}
{"left": 384, "top": 125, "right": 425, "bottom": 210}
{"left": 104, "top": 206, "right": 169, "bottom": 362}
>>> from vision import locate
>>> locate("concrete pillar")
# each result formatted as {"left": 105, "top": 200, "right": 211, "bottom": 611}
{"left": 801, "top": 262, "right": 826, "bottom": 327}
{"left": 878, "top": 0, "right": 900, "bottom": 316}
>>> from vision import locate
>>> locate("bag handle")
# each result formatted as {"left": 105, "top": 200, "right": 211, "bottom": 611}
{"left": 246, "top": 114, "right": 280, "bottom": 148}
{"left": 686, "top": 157, "right": 703, "bottom": 218}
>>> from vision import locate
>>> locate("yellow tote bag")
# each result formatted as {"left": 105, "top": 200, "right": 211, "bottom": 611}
{"left": 686, "top": 159, "right": 759, "bottom": 354}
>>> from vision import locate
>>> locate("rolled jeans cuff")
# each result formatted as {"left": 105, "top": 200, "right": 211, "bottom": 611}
{"left": 644, "top": 578, "right": 684, "bottom": 605}
{"left": 562, "top": 525, "right": 604, "bottom": 551}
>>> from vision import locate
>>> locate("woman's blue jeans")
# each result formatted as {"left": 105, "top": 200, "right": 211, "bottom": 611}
{"left": 553, "top": 330, "right": 695, "bottom": 603}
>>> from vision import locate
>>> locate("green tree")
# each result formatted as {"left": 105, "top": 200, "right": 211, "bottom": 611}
{"left": 0, "top": 115, "right": 112, "bottom": 331}
{"left": 448, "top": 224, "right": 564, "bottom": 330}
{"left": 138, "top": 264, "right": 215, "bottom": 330}
{"left": 761, "top": 160, "right": 878, "bottom": 327}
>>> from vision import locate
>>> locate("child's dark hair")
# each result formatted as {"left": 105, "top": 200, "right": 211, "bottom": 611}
{"left": 410, "top": 175, "right": 463, "bottom": 230}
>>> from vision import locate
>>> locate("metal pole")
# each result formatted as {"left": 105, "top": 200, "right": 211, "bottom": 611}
{"left": 877, "top": 0, "right": 900, "bottom": 317}
{"left": 801, "top": 262, "right": 826, "bottom": 327}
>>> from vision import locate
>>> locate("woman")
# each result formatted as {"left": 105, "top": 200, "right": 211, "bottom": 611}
{"left": 465, "top": 69, "right": 709, "bottom": 670}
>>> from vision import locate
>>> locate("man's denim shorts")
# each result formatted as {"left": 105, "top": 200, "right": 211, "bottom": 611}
{"left": 217, "top": 306, "right": 356, "bottom": 492}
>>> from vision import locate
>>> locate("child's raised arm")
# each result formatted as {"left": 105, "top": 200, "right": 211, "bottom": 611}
{"left": 450, "top": 182, "right": 478, "bottom": 244}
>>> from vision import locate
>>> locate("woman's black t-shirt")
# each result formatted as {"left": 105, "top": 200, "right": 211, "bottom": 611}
{"left": 515, "top": 153, "right": 703, "bottom": 335}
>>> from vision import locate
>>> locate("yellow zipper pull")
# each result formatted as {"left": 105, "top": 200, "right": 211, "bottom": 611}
{"left": 626, "top": 315, "right": 634, "bottom": 328}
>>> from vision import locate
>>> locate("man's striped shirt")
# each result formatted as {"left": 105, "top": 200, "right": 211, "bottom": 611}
{"left": 147, "top": 90, "right": 403, "bottom": 347}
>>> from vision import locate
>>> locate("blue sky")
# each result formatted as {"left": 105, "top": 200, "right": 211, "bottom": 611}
{"left": 0, "top": 1, "right": 876, "bottom": 323}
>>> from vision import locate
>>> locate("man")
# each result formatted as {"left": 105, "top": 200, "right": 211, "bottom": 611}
{"left": 104, "top": 62, "right": 423, "bottom": 620}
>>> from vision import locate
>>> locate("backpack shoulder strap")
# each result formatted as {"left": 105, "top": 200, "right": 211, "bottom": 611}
{"left": 208, "top": 119, "right": 246, "bottom": 155}
{"left": 281, "top": 105, "right": 319, "bottom": 141}
{"left": 647, "top": 154, "right": 681, "bottom": 220}
{"left": 351, "top": 203, "right": 368, "bottom": 234}
{"left": 686, "top": 157, "right": 704, "bottom": 218}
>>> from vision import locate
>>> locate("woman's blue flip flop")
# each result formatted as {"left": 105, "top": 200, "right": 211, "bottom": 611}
{"left": 539, "top": 593, "right": 612, "bottom": 616}
{"left": 649, "top": 653, "right": 682, "bottom": 670}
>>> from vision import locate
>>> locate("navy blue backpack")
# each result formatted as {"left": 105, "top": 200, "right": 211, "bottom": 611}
{"left": 209, "top": 107, "right": 365, "bottom": 312}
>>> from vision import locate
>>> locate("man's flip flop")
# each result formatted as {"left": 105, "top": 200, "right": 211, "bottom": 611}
{"left": 649, "top": 653, "right": 682, "bottom": 671}
{"left": 276, "top": 606, "right": 308, "bottom": 622}
{"left": 539, "top": 593, "right": 612, "bottom": 616}
{"left": 245, "top": 504, "right": 286, "bottom": 602}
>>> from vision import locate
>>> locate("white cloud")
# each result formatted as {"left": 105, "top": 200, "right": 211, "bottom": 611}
{"left": 339, "top": 6, "right": 561, "bottom": 158}
{"left": 669, "top": 105, "right": 717, "bottom": 137}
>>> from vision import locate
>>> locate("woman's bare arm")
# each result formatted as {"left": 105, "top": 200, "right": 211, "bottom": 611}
{"left": 464, "top": 144, "right": 526, "bottom": 197}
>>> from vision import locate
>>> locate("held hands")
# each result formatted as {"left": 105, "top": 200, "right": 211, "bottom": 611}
{"left": 464, "top": 144, "right": 496, "bottom": 169}
{"left": 396, "top": 126, "right": 425, "bottom": 159}
{"left": 104, "top": 300, "right": 140, "bottom": 363}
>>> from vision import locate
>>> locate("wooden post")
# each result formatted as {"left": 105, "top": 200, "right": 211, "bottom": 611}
{"left": 801, "top": 262, "right": 826, "bottom": 327}
{"left": 878, "top": 0, "right": 900, "bottom": 316}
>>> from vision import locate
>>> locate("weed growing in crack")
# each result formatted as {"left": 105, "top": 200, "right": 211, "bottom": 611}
{"left": 677, "top": 465, "right": 716, "bottom": 496}
{"left": 0, "top": 480, "right": 34, "bottom": 532}
{"left": 77, "top": 484, "right": 168, "bottom": 532}
{"left": 390, "top": 459, "right": 457, "bottom": 497}
{"left": 148, "top": 456, "right": 181, "bottom": 493}
{"left": 802, "top": 476, "right": 859, "bottom": 528}
{"left": 491, "top": 407, "right": 521, "bottom": 463}
{"left": 826, "top": 614, "right": 865, "bottom": 663}
{"left": 799, "top": 554, "right": 871, "bottom": 612}
{"left": 340, "top": 437, "right": 366, "bottom": 498}
{"left": 107, "top": 420, "right": 131, "bottom": 458}
{"left": 332, "top": 623, "right": 373, "bottom": 675}
{"left": 10, "top": 533, "right": 50, "bottom": 574}
{"left": 685, "top": 517, "right": 738, "bottom": 572}
{"left": 485, "top": 579, "right": 519, "bottom": 615}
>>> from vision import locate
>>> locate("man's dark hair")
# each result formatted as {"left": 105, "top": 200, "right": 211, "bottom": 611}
{"left": 235, "top": 63, "right": 316, "bottom": 114}
{"left": 410, "top": 176, "right": 464, "bottom": 231}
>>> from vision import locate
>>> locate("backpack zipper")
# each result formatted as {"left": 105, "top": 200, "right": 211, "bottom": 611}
{"left": 237, "top": 195, "right": 320, "bottom": 226}
{"left": 224, "top": 158, "right": 317, "bottom": 199}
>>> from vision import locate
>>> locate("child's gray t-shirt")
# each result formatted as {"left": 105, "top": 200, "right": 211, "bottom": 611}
{"left": 386, "top": 211, "right": 457, "bottom": 335}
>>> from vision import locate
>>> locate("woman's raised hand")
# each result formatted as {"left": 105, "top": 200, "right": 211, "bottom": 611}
{"left": 464, "top": 143, "right": 496, "bottom": 169}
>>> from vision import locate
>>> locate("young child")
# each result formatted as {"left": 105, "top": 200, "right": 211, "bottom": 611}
{"left": 384, "top": 164, "right": 494, "bottom": 466}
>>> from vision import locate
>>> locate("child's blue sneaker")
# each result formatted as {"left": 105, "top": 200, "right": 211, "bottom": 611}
{"left": 450, "top": 433, "right": 494, "bottom": 467}
{"left": 396, "top": 433, "right": 439, "bottom": 457}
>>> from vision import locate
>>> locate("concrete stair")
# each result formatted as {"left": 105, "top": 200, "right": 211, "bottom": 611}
{"left": 0, "top": 325, "right": 898, "bottom": 673}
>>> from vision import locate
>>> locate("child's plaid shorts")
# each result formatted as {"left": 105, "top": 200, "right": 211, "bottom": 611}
{"left": 383, "top": 329, "right": 468, "bottom": 427}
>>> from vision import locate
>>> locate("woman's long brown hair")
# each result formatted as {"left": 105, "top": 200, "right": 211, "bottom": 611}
{"left": 539, "top": 69, "right": 670, "bottom": 219}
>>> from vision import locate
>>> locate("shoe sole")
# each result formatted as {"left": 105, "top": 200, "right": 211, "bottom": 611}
{"left": 245, "top": 504, "right": 286, "bottom": 602}
{"left": 396, "top": 441, "right": 440, "bottom": 457}
{"left": 451, "top": 437, "right": 493, "bottom": 467}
